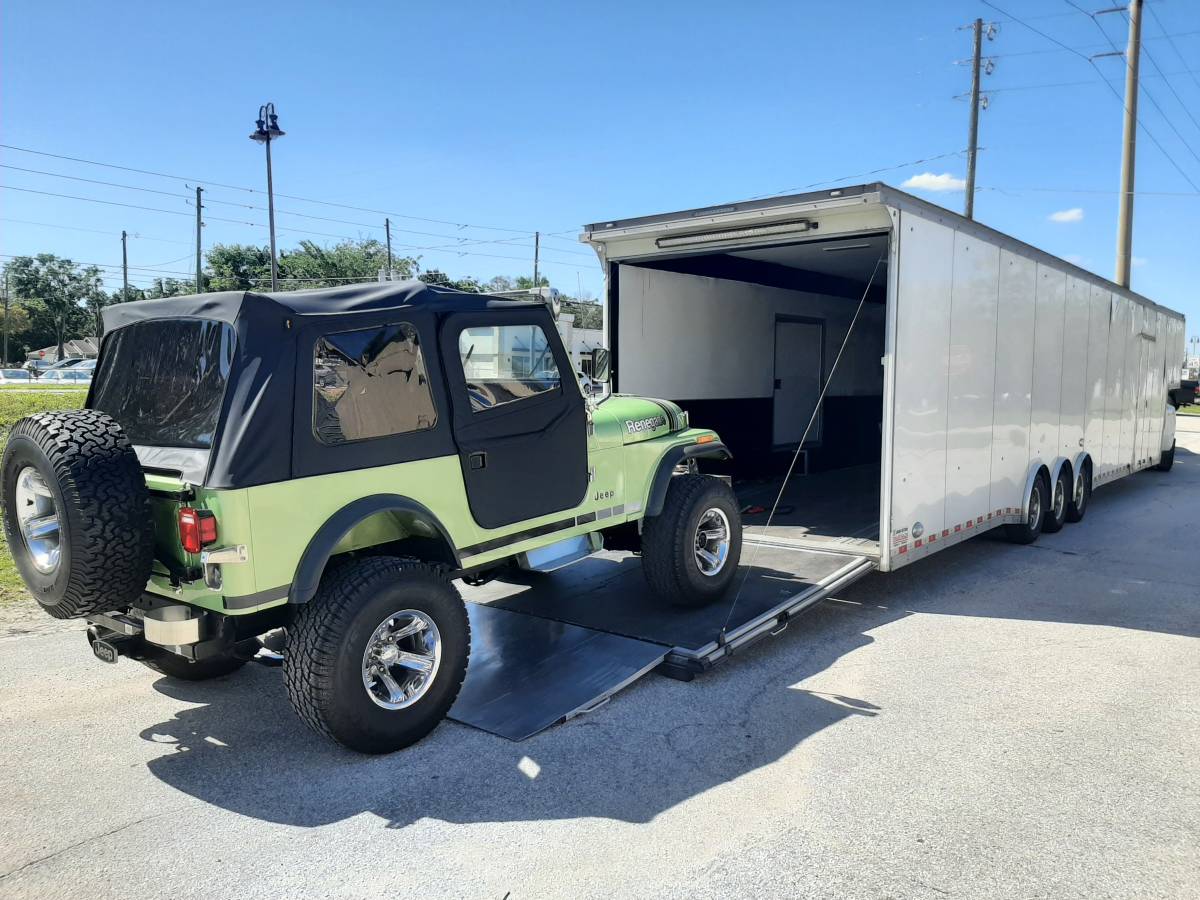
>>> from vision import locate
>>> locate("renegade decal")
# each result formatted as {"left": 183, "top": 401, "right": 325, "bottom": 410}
{"left": 625, "top": 415, "right": 667, "bottom": 434}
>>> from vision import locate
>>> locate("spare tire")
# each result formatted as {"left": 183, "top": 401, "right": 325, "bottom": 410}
{"left": 2, "top": 410, "right": 153, "bottom": 619}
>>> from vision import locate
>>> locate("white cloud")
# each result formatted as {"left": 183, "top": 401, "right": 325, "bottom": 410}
{"left": 1049, "top": 207, "right": 1084, "bottom": 223}
{"left": 1132, "top": 256, "right": 1147, "bottom": 267}
{"left": 901, "top": 172, "right": 966, "bottom": 192}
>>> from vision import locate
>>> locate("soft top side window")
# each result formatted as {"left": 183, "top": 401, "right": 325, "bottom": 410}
{"left": 457, "top": 324, "right": 561, "bottom": 413}
{"left": 313, "top": 322, "right": 437, "bottom": 444}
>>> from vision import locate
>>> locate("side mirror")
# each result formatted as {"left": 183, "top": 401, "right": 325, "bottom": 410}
{"left": 590, "top": 348, "right": 611, "bottom": 384}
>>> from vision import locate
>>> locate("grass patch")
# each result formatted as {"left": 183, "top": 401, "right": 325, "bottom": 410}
{"left": 1178, "top": 405, "right": 1200, "bottom": 417}
{"left": 0, "top": 390, "right": 86, "bottom": 605}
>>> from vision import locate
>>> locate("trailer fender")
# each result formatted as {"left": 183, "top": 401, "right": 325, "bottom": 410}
{"left": 1021, "top": 460, "right": 1051, "bottom": 517}
{"left": 288, "top": 495, "right": 460, "bottom": 604}
{"left": 1049, "top": 457, "right": 1073, "bottom": 498}
{"left": 1162, "top": 404, "right": 1176, "bottom": 453}
{"left": 645, "top": 441, "right": 732, "bottom": 518}
{"left": 1070, "top": 451, "right": 1093, "bottom": 492}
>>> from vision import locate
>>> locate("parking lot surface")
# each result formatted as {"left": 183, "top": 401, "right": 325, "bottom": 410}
{"left": 1, "top": 422, "right": 1197, "bottom": 899}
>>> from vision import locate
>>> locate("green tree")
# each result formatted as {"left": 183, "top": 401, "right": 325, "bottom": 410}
{"left": 419, "top": 270, "right": 483, "bottom": 293}
{"left": 145, "top": 277, "right": 191, "bottom": 299}
{"left": 3, "top": 255, "right": 105, "bottom": 359}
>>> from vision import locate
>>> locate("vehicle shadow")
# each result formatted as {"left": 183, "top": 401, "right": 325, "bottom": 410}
{"left": 140, "top": 449, "right": 1198, "bottom": 828}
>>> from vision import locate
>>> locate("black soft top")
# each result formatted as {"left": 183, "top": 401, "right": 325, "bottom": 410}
{"left": 94, "top": 281, "right": 548, "bottom": 489}
{"left": 101, "top": 280, "right": 538, "bottom": 333}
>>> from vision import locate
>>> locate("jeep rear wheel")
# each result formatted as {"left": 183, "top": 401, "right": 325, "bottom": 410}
{"left": 641, "top": 474, "right": 743, "bottom": 607}
{"left": 1, "top": 410, "right": 154, "bottom": 619}
{"left": 283, "top": 557, "right": 470, "bottom": 754}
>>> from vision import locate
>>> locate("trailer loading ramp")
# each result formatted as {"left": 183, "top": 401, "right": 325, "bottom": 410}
{"left": 448, "top": 541, "right": 875, "bottom": 740}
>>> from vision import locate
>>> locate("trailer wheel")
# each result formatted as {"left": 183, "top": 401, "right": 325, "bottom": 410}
{"left": 1154, "top": 440, "right": 1175, "bottom": 472}
{"left": 1065, "top": 462, "right": 1091, "bottom": 523}
{"left": 284, "top": 556, "right": 469, "bottom": 754}
{"left": 1004, "top": 474, "right": 1048, "bottom": 545}
{"left": 641, "top": 474, "right": 743, "bottom": 607}
{"left": 1042, "top": 468, "right": 1069, "bottom": 534}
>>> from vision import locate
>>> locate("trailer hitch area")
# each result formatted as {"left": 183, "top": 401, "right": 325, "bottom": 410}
{"left": 86, "top": 623, "right": 142, "bottom": 664}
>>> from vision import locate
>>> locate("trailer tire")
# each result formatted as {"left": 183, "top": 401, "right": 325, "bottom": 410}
{"left": 1004, "top": 473, "right": 1048, "bottom": 545}
{"left": 1154, "top": 440, "right": 1175, "bottom": 472}
{"left": 139, "top": 648, "right": 248, "bottom": 681}
{"left": 1, "top": 410, "right": 153, "bottom": 620}
{"left": 284, "top": 556, "right": 469, "bottom": 754}
{"left": 641, "top": 474, "right": 742, "bottom": 607}
{"left": 1042, "top": 468, "right": 1069, "bottom": 534}
{"left": 1065, "top": 462, "right": 1091, "bottom": 523}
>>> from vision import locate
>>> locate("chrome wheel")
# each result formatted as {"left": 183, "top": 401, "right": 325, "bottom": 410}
{"left": 14, "top": 467, "right": 61, "bottom": 575}
{"left": 361, "top": 610, "right": 442, "bottom": 710}
{"left": 1052, "top": 478, "right": 1066, "bottom": 521}
{"left": 1028, "top": 485, "right": 1042, "bottom": 530}
{"left": 1074, "top": 475, "right": 1086, "bottom": 508}
{"left": 694, "top": 507, "right": 731, "bottom": 577}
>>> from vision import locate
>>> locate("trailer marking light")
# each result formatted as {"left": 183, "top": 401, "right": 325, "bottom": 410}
{"left": 942, "top": 529, "right": 950, "bottom": 538}
{"left": 654, "top": 218, "right": 816, "bottom": 249}
{"left": 898, "top": 545, "right": 908, "bottom": 554}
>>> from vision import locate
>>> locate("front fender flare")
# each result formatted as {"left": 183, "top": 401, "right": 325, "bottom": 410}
{"left": 645, "top": 441, "right": 732, "bottom": 518}
{"left": 288, "top": 495, "right": 460, "bottom": 604}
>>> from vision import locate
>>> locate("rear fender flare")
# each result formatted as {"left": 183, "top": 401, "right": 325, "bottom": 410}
{"left": 644, "top": 442, "right": 732, "bottom": 518}
{"left": 289, "top": 495, "right": 459, "bottom": 604}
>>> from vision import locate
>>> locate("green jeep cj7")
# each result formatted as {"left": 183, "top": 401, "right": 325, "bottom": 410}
{"left": 1, "top": 281, "right": 740, "bottom": 752}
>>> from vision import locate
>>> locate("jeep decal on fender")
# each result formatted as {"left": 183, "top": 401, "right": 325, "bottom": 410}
{"left": 625, "top": 415, "right": 667, "bottom": 434}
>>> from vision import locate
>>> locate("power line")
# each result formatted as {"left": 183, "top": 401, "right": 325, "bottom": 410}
{"left": 750, "top": 149, "right": 969, "bottom": 200}
{"left": 1145, "top": 6, "right": 1200, "bottom": 94}
{"left": 0, "top": 217, "right": 192, "bottom": 245}
{"left": 1066, "top": 1, "right": 1200, "bottom": 168}
{"left": 0, "top": 143, "right": 543, "bottom": 235}
{"left": 981, "top": 0, "right": 1200, "bottom": 191}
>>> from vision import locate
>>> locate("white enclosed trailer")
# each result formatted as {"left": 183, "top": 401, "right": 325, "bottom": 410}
{"left": 445, "top": 185, "right": 1186, "bottom": 736}
{"left": 583, "top": 183, "right": 1186, "bottom": 574}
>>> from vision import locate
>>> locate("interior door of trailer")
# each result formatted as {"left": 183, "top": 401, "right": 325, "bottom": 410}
{"left": 773, "top": 318, "right": 824, "bottom": 447}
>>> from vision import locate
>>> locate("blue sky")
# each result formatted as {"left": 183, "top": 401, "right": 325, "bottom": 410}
{"left": 1, "top": 0, "right": 1197, "bottom": 341}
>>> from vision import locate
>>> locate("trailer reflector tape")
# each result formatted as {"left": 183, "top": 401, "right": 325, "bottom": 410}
{"left": 898, "top": 545, "right": 908, "bottom": 554}
{"left": 914, "top": 538, "right": 923, "bottom": 548}
{"left": 942, "top": 529, "right": 950, "bottom": 537}
{"left": 954, "top": 525, "right": 961, "bottom": 533}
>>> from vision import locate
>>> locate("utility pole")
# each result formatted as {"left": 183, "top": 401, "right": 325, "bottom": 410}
{"left": 533, "top": 231, "right": 540, "bottom": 288}
{"left": 965, "top": 18, "right": 983, "bottom": 219}
{"left": 121, "top": 230, "right": 129, "bottom": 302}
{"left": 2, "top": 272, "right": 9, "bottom": 366}
{"left": 385, "top": 218, "right": 393, "bottom": 280}
{"left": 194, "top": 186, "right": 204, "bottom": 294}
{"left": 1114, "top": 0, "right": 1143, "bottom": 289}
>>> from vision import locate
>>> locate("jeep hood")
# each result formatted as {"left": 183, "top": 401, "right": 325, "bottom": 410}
{"left": 596, "top": 395, "right": 689, "bottom": 444}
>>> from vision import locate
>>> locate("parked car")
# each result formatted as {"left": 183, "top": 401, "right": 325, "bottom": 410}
{"left": 38, "top": 369, "right": 92, "bottom": 385}
{"left": 0, "top": 368, "right": 32, "bottom": 384}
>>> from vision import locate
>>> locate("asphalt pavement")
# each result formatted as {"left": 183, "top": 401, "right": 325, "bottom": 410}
{"left": 1, "top": 422, "right": 1197, "bottom": 899}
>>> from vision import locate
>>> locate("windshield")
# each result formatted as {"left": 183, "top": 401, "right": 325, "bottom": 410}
{"left": 90, "top": 319, "right": 236, "bottom": 448}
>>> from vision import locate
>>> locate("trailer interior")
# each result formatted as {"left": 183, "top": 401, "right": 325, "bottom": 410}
{"left": 613, "top": 231, "right": 889, "bottom": 556}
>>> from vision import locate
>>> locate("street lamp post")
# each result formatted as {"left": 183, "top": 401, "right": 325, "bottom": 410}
{"left": 250, "top": 103, "right": 285, "bottom": 291}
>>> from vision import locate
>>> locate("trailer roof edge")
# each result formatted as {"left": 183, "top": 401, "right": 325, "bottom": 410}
{"left": 584, "top": 182, "right": 1183, "bottom": 323}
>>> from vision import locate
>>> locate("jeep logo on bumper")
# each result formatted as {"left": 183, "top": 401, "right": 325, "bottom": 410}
{"left": 625, "top": 415, "right": 667, "bottom": 434}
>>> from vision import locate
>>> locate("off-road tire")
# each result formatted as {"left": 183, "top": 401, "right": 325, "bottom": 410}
{"left": 1154, "top": 440, "right": 1175, "bottom": 472}
{"left": 1065, "top": 462, "right": 1091, "bottom": 523}
{"left": 641, "top": 474, "right": 743, "bottom": 607}
{"left": 1004, "top": 473, "right": 1048, "bottom": 545}
{"left": 140, "top": 649, "right": 248, "bottom": 681}
{"left": 1042, "top": 468, "right": 1069, "bottom": 534}
{"left": 283, "top": 557, "right": 470, "bottom": 754}
{"left": 1, "top": 410, "right": 153, "bottom": 619}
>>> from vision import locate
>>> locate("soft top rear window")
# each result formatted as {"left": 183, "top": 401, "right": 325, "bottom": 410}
{"left": 91, "top": 319, "right": 236, "bottom": 449}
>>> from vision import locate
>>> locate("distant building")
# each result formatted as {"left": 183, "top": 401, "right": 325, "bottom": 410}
{"left": 26, "top": 337, "right": 99, "bottom": 362}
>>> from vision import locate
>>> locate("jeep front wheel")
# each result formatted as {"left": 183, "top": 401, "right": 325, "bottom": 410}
{"left": 283, "top": 557, "right": 470, "bottom": 754}
{"left": 641, "top": 474, "right": 743, "bottom": 607}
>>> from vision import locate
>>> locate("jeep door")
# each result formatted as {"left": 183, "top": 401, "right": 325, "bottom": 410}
{"left": 440, "top": 309, "right": 588, "bottom": 530}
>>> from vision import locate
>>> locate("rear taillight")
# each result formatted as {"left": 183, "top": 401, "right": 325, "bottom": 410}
{"left": 178, "top": 508, "right": 218, "bottom": 554}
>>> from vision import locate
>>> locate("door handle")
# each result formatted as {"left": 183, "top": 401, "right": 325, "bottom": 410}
{"left": 468, "top": 451, "right": 488, "bottom": 470}
{"left": 774, "top": 378, "right": 782, "bottom": 390}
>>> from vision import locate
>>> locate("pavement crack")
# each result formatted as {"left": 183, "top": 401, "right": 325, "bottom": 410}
{"left": 0, "top": 805, "right": 189, "bottom": 882}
